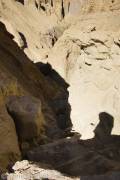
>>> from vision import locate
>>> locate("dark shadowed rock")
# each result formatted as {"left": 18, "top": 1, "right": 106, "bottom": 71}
{"left": 94, "top": 112, "right": 114, "bottom": 140}
{"left": 6, "top": 96, "right": 45, "bottom": 142}
{"left": 0, "top": 106, "right": 21, "bottom": 171}
{"left": 27, "top": 135, "right": 120, "bottom": 176}
{"left": 0, "top": 21, "right": 72, "bottom": 170}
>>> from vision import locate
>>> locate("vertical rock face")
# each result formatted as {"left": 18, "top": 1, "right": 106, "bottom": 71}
{"left": 47, "top": 15, "right": 120, "bottom": 138}
{"left": 1, "top": 0, "right": 120, "bottom": 174}
{"left": 0, "top": 21, "right": 72, "bottom": 171}
{"left": 45, "top": 1, "right": 120, "bottom": 139}
{"left": 1, "top": 0, "right": 120, "bottom": 140}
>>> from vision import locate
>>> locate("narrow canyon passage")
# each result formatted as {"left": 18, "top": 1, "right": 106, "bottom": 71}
{"left": 1, "top": 0, "right": 120, "bottom": 179}
{"left": 28, "top": 62, "right": 120, "bottom": 177}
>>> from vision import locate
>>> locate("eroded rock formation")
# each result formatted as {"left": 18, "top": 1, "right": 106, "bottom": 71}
{"left": 1, "top": 0, "right": 120, "bottom": 179}
{"left": 0, "top": 21, "right": 71, "bottom": 171}
{"left": 1, "top": 0, "right": 120, "bottom": 139}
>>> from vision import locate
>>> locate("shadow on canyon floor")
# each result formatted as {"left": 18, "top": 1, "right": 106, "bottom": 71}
{"left": 32, "top": 63, "right": 120, "bottom": 177}
{"left": 27, "top": 111, "right": 120, "bottom": 177}
{"left": 94, "top": 112, "right": 114, "bottom": 139}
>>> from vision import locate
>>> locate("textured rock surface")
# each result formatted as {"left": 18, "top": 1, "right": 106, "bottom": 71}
{"left": 5, "top": 160, "right": 120, "bottom": 180}
{"left": 5, "top": 133, "right": 120, "bottom": 178}
{"left": 27, "top": 135, "right": 120, "bottom": 176}
{"left": 7, "top": 96, "right": 45, "bottom": 141}
{"left": 1, "top": 0, "right": 120, "bottom": 139}
{"left": 6, "top": 160, "right": 79, "bottom": 180}
{"left": 0, "top": 21, "right": 71, "bottom": 171}
{"left": 5, "top": 159, "right": 120, "bottom": 180}
{"left": 45, "top": 3, "right": 120, "bottom": 139}
{"left": 1, "top": 0, "right": 120, "bottom": 178}
{"left": 0, "top": 106, "right": 21, "bottom": 171}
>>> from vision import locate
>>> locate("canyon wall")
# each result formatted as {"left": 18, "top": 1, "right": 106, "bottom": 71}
{"left": 0, "top": 21, "right": 71, "bottom": 171}
{"left": 1, "top": 0, "right": 120, "bottom": 178}
{"left": 47, "top": 9, "right": 120, "bottom": 139}
{"left": 1, "top": 0, "right": 120, "bottom": 139}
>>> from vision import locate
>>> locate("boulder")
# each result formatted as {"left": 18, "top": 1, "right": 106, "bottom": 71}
{"left": 0, "top": 105, "right": 21, "bottom": 171}
{"left": 6, "top": 96, "right": 45, "bottom": 142}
